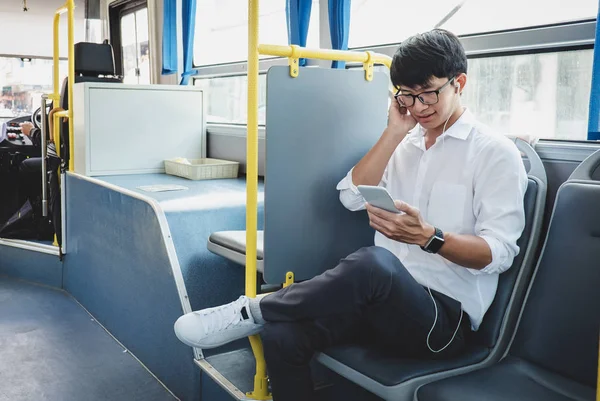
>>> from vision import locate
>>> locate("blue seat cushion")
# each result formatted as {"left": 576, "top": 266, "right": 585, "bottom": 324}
{"left": 322, "top": 344, "right": 489, "bottom": 386}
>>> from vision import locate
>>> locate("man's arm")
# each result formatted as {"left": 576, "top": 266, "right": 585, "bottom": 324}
{"left": 352, "top": 101, "right": 416, "bottom": 186}
{"left": 337, "top": 101, "right": 417, "bottom": 211}
{"left": 20, "top": 122, "right": 41, "bottom": 147}
{"left": 467, "top": 139, "right": 528, "bottom": 274}
{"left": 366, "top": 202, "right": 493, "bottom": 270}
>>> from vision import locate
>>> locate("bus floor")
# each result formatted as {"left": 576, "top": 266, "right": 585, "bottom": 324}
{"left": 0, "top": 276, "right": 176, "bottom": 401}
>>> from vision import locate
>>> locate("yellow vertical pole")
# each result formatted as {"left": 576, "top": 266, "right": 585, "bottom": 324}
{"left": 52, "top": 12, "right": 62, "bottom": 105}
{"left": 246, "top": 0, "right": 270, "bottom": 399}
{"left": 67, "top": 0, "right": 75, "bottom": 172}
{"left": 246, "top": 0, "right": 259, "bottom": 313}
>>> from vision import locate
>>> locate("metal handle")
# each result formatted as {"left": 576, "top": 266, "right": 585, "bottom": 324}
{"left": 41, "top": 95, "right": 49, "bottom": 217}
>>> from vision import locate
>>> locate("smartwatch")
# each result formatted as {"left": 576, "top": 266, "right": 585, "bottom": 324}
{"left": 421, "top": 227, "right": 445, "bottom": 254}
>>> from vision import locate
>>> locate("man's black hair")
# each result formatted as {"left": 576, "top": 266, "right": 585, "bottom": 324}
{"left": 390, "top": 29, "right": 467, "bottom": 89}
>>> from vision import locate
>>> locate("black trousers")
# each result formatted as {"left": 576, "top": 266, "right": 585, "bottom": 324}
{"left": 19, "top": 157, "right": 61, "bottom": 244}
{"left": 260, "top": 246, "right": 470, "bottom": 401}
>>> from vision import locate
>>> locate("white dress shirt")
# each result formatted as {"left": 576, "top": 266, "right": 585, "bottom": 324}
{"left": 336, "top": 108, "right": 528, "bottom": 330}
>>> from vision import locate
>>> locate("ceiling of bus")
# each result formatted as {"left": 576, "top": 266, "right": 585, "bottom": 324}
{"left": 0, "top": 0, "right": 85, "bottom": 16}
{"left": 0, "top": 0, "right": 86, "bottom": 57}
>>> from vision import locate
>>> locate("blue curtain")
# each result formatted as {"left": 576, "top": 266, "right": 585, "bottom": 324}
{"left": 328, "top": 0, "right": 351, "bottom": 69}
{"left": 180, "top": 0, "right": 198, "bottom": 84}
{"left": 286, "top": 0, "right": 313, "bottom": 66}
{"left": 162, "top": 0, "right": 178, "bottom": 75}
{"left": 588, "top": 3, "right": 600, "bottom": 140}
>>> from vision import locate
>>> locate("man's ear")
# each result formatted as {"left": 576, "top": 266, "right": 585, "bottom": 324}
{"left": 455, "top": 73, "right": 467, "bottom": 94}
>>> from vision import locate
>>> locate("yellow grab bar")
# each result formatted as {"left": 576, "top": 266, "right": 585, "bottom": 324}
{"left": 52, "top": 0, "right": 75, "bottom": 171}
{"left": 52, "top": 110, "right": 69, "bottom": 158}
{"left": 258, "top": 44, "right": 392, "bottom": 69}
{"left": 246, "top": 0, "right": 270, "bottom": 399}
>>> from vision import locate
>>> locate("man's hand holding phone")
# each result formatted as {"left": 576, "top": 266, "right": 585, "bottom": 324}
{"left": 358, "top": 185, "right": 434, "bottom": 246}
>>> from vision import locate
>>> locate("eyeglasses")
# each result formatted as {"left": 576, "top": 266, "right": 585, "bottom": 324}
{"left": 394, "top": 77, "right": 456, "bottom": 107}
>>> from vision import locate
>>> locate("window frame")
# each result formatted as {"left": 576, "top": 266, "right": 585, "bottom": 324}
{"left": 109, "top": 0, "right": 148, "bottom": 77}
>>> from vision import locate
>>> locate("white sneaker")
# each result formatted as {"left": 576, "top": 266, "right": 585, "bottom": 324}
{"left": 174, "top": 295, "right": 263, "bottom": 349}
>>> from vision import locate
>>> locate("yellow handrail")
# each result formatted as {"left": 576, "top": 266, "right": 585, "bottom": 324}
{"left": 52, "top": 0, "right": 75, "bottom": 171}
{"left": 258, "top": 44, "right": 392, "bottom": 69}
{"left": 246, "top": 0, "right": 270, "bottom": 399}
{"left": 52, "top": 110, "right": 69, "bottom": 157}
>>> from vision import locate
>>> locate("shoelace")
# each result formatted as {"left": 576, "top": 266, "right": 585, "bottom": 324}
{"left": 201, "top": 300, "right": 245, "bottom": 336}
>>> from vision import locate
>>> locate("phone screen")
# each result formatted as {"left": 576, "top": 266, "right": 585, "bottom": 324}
{"left": 357, "top": 185, "right": 401, "bottom": 214}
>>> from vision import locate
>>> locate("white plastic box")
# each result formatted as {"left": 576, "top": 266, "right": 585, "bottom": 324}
{"left": 164, "top": 158, "right": 239, "bottom": 180}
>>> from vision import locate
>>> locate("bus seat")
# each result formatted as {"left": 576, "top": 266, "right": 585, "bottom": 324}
{"left": 58, "top": 42, "right": 122, "bottom": 167}
{"left": 207, "top": 230, "right": 264, "bottom": 273}
{"left": 416, "top": 148, "right": 600, "bottom": 401}
{"left": 316, "top": 139, "right": 548, "bottom": 400}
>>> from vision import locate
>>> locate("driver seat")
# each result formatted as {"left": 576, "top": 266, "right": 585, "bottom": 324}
{"left": 58, "top": 41, "right": 122, "bottom": 167}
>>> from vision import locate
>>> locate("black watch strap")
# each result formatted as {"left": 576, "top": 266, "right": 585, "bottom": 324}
{"left": 421, "top": 227, "right": 445, "bottom": 254}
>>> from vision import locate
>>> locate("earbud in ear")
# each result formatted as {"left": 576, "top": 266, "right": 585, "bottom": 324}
{"left": 454, "top": 84, "right": 460, "bottom": 94}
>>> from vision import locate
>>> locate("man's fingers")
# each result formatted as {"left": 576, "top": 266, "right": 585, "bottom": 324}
{"left": 366, "top": 203, "right": 397, "bottom": 219}
{"left": 394, "top": 200, "right": 419, "bottom": 217}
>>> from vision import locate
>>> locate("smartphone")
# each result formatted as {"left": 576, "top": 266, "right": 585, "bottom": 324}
{"left": 357, "top": 185, "right": 401, "bottom": 214}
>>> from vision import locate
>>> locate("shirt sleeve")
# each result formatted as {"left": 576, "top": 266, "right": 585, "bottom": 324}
{"left": 29, "top": 127, "right": 42, "bottom": 148}
{"left": 336, "top": 164, "right": 389, "bottom": 211}
{"left": 468, "top": 138, "right": 528, "bottom": 275}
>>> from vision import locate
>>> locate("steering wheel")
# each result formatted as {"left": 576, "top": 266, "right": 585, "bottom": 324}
{"left": 31, "top": 107, "right": 43, "bottom": 129}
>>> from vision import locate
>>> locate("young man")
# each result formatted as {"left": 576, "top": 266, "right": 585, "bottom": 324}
{"left": 174, "top": 29, "right": 528, "bottom": 400}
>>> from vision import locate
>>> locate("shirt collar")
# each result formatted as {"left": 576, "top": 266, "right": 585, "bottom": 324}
{"left": 406, "top": 108, "right": 475, "bottom": 148}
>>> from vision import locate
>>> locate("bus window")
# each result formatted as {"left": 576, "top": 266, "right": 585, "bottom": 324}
{"left": 194, "top": 0, "right": 319, "bottom": 67}
{"left": 194, "top": 74, "right": 267, "bottom": 124}
{"left": 463, "top": 49, "right": 593, "bottom": 141}
{"left": 121, "top": 7, "right": 150, "bottom": 84}
{"left": 0, "top": 57, "right": 67, "bottom": 124}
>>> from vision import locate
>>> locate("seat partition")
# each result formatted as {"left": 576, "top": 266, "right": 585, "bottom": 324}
{"left": 262, "top": 66, "right": 388, "bottom": 284}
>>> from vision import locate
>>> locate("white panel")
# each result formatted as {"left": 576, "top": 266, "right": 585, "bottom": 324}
{"left": 73, "top": 82, "right": 205, "bottom": 176}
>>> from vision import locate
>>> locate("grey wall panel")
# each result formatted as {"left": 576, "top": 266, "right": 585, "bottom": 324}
{"left": 207, "top": 130, "right": 266, "bottom": 176}
{"left": 263, "top": 66, "right": 388, "bottom": 284}
{"left": 63, "top": 174, "right": 199, "bottom": 401}
{"left": 98, "top": 174, "right": 265, "bottom": 316}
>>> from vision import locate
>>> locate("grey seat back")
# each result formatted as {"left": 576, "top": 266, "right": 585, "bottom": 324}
{"left": 263, "top": 66, "right": 388, "bottom": 284}
{"left": 473, "top": 139, "right": 547, "bottom": 349}
{"left": 508, "top": 149, "right": 600, "bottom": 387}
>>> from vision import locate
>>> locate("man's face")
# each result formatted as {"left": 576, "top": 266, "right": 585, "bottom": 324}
{"left": 396, "top": 76, "right": 459, "bottom": 130}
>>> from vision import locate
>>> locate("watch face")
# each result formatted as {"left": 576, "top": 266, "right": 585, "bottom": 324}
{"left": 429, "top": 236, "right": 444, "bottom": 253}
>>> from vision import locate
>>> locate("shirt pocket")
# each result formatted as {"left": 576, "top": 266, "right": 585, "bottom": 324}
{"left": 427, "top": 183, "right": 467, "bottom": 233}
